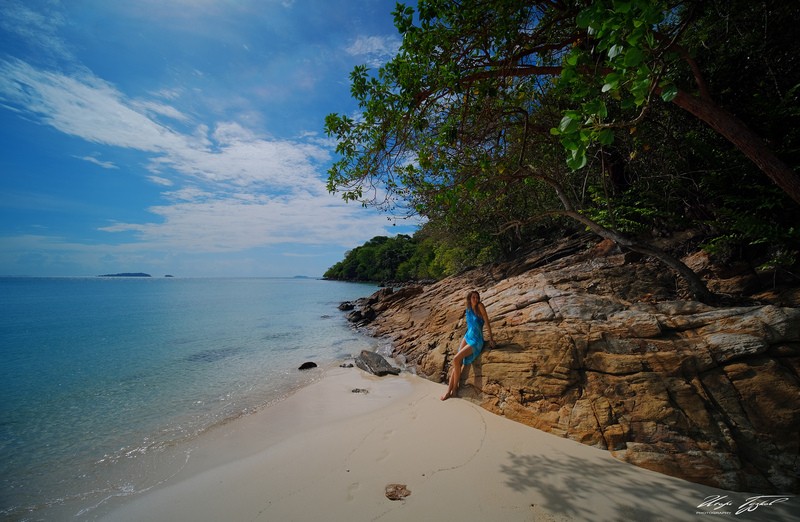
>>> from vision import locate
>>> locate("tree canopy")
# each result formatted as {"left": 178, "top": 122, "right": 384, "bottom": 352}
{"left": 324, "top": 235, "right": 420, "bottom": 282}
{"left": 324, "top": 0, "right": 800, "bottom": 298}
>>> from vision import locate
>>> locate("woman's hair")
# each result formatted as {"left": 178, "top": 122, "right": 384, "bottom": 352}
{"left": 465, "top": 291, "right": 480, "bottom": 312}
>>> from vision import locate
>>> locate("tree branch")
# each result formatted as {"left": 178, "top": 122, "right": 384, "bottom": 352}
{"left": 515, "top": 165, "right": 716, "bottom": 303}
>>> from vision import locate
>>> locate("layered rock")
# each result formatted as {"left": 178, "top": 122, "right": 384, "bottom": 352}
{"left": 354, "top": 237, "right": 800, "bottom": 493}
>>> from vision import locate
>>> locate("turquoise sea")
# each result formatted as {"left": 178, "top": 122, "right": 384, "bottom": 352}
{"left": 0, "top": 277, "right": 378, "bottom": 520}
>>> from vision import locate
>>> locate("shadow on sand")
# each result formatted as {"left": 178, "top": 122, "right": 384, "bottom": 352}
{"left": 498, "top": 449, "right": 796, "bottom": 522}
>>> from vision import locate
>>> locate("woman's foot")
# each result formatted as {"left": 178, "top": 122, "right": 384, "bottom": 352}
{"left": 440, "top": 386, "right": 459, "bottom": 400}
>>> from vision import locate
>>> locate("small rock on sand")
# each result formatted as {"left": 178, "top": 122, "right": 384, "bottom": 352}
{"left": 385, "top": 483, "right": 411, "bottom": 501}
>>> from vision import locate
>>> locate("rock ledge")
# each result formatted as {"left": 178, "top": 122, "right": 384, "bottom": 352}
{"left": 347, "top": 238, "right": 800, "bottom": 493}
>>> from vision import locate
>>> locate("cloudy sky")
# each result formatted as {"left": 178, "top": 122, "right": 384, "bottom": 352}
{"left": 0, "top": 0, "right": 413, "bottom": 277}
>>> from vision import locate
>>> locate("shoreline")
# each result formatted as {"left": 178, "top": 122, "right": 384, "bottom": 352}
{"left": 96, "top": 366, "right": 795, "bottom": 521}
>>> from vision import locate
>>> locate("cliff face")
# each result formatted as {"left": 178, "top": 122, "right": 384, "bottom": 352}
{"left": 355, "top": 237, "right": 800, "bottom": 493}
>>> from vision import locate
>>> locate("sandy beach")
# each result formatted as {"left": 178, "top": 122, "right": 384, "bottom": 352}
{"left": 98, "top": 366, "right": 796, "bottom": 522}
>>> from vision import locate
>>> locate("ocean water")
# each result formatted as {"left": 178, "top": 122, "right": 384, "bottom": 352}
{"left": 0, "top": 277, "right": 378, "bottom": 520}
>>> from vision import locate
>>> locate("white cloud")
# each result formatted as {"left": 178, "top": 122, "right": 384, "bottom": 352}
{"left": 0, "top": 58, "right": 332, "bottom": 194}
{"left": 130, "top": 122, "right": 332, "bottom": 191}
{"left": 76, "top": 155, "right": 118, "bottom": 169}
{"left": 147, "top": 175, "right": 174, "bottom": 187}
{"left": 150, "top": 87, "right": 183, "bottom": 100}
{"left": 132, "top": 99, "right": 191, "bottom": 123}
{"left": 0, "top": 58, "right": 394, "bottom": 259}
{"left": 0, "top": 2, "right": 72, "bottom": 61}
{"left": 345, "top": 35, "right": 401, "bottom": 67}
{"left": 0, "top": 59, "right": 189, "bottom": 153}
{"left": 99, "top": 190, "right": 388, "bottom": 252}
{"left": 152, "top": 186, "right": 210, "bottom": 203}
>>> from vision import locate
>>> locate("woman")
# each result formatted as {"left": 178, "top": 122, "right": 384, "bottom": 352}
{"left": 441, "top": 290, "right": 495, "bottom": 401}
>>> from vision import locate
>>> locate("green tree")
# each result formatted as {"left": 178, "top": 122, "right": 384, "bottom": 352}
{"left": 324, "top": 235, "right": 418, "bottom": 281}
{"left": 553, "top": 0, "right": 800, "bottom": 205}
{"left": 325, "top": 0, "right": 800, "bottom": 301}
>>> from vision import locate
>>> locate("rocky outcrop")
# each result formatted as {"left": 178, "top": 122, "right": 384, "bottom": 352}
{"left": 353, "top": 237, "right": 800, "bottom": 493}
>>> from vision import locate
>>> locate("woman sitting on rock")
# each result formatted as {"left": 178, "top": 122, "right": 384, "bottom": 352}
{"left": 441, "top": 290, "right": 495, "bottom": 400}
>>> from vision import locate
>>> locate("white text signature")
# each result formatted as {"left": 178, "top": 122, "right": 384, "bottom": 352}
{"left": 697, "top": 495, "right": 791, "bottom": 515}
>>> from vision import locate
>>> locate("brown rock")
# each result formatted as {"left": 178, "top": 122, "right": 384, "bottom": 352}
{"left": 355, "top": 237, "right": 800, "bottom": 493}
{"left": 385, "top": 483, "right": 411, "bottom": 500}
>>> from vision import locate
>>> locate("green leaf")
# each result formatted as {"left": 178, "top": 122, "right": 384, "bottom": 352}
{"left": 566, "top": 149, "right": 587, "bottom": 170}
{"left": 602, "top": 72, "right": 620, "bottom": 92}
{"left": 623, "top": 48, "right": 645, "bottom": 67}
{"left": 583, "top": 99, "right": 600, "bottom": 114}
{"left": 558, "top": 115, "right": 580, "bottom": 134}
{"left": 584, "top": 100, "right": 609, "bottom": 119}
{"left": 576, "top": 9, "right": 595, "bottom": 29}
{"left": 566, "top": 51, "right": 580, "bottom": 66}
{"left": 608, "top": 44, "right": 623, "bottom": 59}
{"left": 613, "top": 1, "right": 632, "bottom": 14}
{"left": 660, "top": 84, "right": 679, "bottom": 102}
{"left": 597, "top": 129, "right": 615, "bottom": 146}
{"left": 626, "top": 31, "right": 642, "bottom": 46}
{"left": 630, "top": 76, "right": 651, "bottom": 105}
{"left": 561, "top": 137, "right": 580, "bottom": 151}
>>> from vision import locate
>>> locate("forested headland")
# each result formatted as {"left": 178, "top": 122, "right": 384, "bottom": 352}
{"left": 323, "top": 0, "right": 800, "bottom": 301}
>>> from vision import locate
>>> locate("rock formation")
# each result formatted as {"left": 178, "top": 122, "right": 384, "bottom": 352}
{"left": 349, "top": 236, "right": 800, "bottom": 493}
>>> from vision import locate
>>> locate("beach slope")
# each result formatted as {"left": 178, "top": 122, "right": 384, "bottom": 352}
{"left": 100, "top": 367, "right": 795, "bottom": 521}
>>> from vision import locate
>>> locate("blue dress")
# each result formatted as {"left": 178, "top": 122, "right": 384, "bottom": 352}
{"left": 462, "top": 307, "right": 485, "bottom": 365}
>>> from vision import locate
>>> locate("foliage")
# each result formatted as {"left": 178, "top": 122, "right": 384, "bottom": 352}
{"left": 551, "top": 0, "right": 685, "bottom": 170}
{"left": 323, "top": 224, "right": 506, "bottom": 282}
{"left": 323, "top": 235, "right": 416, "bottom": 282}
{"left": 323, "top": 0, "right": 800, "bottom": 288}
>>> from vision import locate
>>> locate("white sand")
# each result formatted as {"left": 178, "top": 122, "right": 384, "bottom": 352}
{"left": 99, "top": 367, "right": 796, "bottom": 521}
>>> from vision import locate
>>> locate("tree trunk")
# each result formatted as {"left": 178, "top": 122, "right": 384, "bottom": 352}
{"left": 559, "top": 209, "right": 715, "bottom": 303}
{"left": 531, "top": 169, "right": 716, "bottom": 303}
{"left": 672, "top": 91, "right": 800, "bottom": 206}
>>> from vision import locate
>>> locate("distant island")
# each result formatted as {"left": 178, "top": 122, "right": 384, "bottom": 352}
{"left": 98, "top": 273, "right": 152, "bottom": 277}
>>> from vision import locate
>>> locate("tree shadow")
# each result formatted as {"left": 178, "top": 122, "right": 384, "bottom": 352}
{"left": 498, "top": 449, "right": 796, "bottom": 522}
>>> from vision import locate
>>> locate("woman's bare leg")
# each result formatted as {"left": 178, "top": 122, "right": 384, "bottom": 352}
{"left": 441, "top": 340, "right": 473, "bottom": 400}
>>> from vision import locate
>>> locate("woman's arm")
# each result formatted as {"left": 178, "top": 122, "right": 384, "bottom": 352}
{"left": 479, "top": 303, "right": 495, "bottom": 348}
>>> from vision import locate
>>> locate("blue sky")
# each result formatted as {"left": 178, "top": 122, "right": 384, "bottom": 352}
{"left": 0, "top": 0, "right": 415, "bottom": 277}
